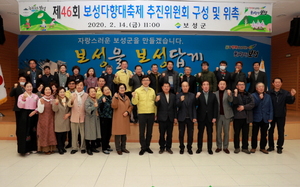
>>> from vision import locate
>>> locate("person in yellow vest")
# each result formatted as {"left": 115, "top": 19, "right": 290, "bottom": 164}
{"left": 113, "top": 60, "right": 133, "bottom": 99}
{"left": 132, "top": 75, "right": 156, "bottom": 155}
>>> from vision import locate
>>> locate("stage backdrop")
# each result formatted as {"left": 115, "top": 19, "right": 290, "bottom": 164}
{"left": 18, "top": 34, "right": 271, "bottom": 87}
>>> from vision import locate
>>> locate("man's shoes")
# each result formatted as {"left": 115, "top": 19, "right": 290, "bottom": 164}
{"left": 179, "top": 149, "right": 184, "bottom": 154}
{"left": 63, "top": 149, "right": 67, "bottom": 153}
{"left": 267, "top": 147, "right": 274, "bottom": 152}
{"left": 117, "top": 151, "right": 122, "bottom": 155}
{"left": 250, "top": 149, "right": 256, "bottom": 153}
{"left": 277, "top": 148, "right": 283, "bottom": 154}
{"left": 107, "top": 148, "right": 113, "bottom": 152}
{"left": 196, "top": 149, "right": 202, "bottom": 154}
{"left": 159, "top": 149, "right": 164, "bottom": 154}
{"left": 122, "top": 149, "right": 130, "bottom": 153}
{"left": 65, "top": 144, "right": 71, "bottom": 148}
{"left": 188, "top": 149, "right": 193, "bottom": 155}
{"left": 146, "top": 148, "right": 153, "bottom": 154}
{"left": 139, "top": 150, "right": 145, "bottom": 155}
{"left": 58, "top": 149, "right": 64, "bottom": 155}
{"left": 215, "top": 148, "right": 221, "bottom": 153}
{"left": 223, "top": 149, "right": 230, "bottom": 154}
{"left": 70, "top": 150, "right": 77, "bottom": 154}
{"left": 81, "top": 150, "right": 86, "bottom": 154}
{"left": 208, "top": 150, "right": 213, "bottom": 155}
{"left": 260, "top": 149, "right": 269, "bottom": 154}
{"left": 166, "top": 149, "right": 173, "bottom": 154}
{"left": 91, "top": 148, "right": 100, "bottom": 153}
{"left": 242, "top": 149, "right": 251, "bottom": 154}
{"left": 87, "top": 149, "right": 93, "bottom": 155}
{"left": 103, "top": 150, "right": 110, "bottom": 154}
{"left": 234, "top": 148, "right": 240, "bottom": 154}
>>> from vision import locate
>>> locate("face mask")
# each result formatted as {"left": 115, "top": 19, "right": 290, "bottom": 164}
{"left": 20, "top": 82, "right": 26, "bottom": 86}
{"left": 219, "top": 66, "right": 226, "bottom": 70}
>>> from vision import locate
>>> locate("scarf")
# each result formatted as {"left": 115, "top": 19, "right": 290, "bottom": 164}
{"left": 75, "top": 90, "right": 85, "bottom": 106}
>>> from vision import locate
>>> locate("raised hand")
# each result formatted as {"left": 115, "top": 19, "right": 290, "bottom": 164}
{"left": 155, "top": 95, "right": 160, "bottom": 102}
{"left": 291, "top": 88, "right": 296, "bottom": 96}
{"left": 227, "top": 89, "right": 232, "bottom": 96}
{"left": 14, "top": 83, "right": 18, "bottom": 88}
{"left": 196, "top": 92, "right": 201, "bottom": 98}
{"left": 180, "top": 95, "right": 185, "bottom": 101}
{"left": 102, "top": 97, "right": 106, "bottom": 103}
{"left": 259, "top": 93, "right": 264, "bottom": 99}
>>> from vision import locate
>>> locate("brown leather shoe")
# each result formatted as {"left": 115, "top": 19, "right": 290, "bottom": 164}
{"left": 166, "top": 149, "right": 173, "bottom": 154}
{"left": 260, "top": 149, "right": 269, "bottom": 154}
{"left": 117, "top": 151, "right": 122, "bottom": 155}
{"left": 122, "top": 149, "right": 130, "bottom": 153}
{"left": 223, "top": 149, "right": 230, "bottom": 154}
{"left": 215, "top": 148, "right": 221, "bottom": 153}
{"left": 250, "top": 149, "right": 256, "bottom": 153}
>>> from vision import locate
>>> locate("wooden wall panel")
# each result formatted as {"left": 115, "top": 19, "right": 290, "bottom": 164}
{"left": 271, "top": 32, "right": 300, "bottom": 110}
{"left": 0, "top": 31, "right": 18, "bottom": 111}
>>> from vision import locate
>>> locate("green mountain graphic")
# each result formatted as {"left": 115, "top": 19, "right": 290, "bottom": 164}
{"left": 230, "top": 15, "right": 272, "bottom": 32}
{"left": 20, "top": 10, "right": 75, "bottom": 31}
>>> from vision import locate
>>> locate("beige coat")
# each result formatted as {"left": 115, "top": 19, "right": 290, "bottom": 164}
{"left": 111, "top": 93, "right": 133, "bottom": 135}
{"left": 52, "top": 100, "right": 71, "bottom": 132}
{"left": 67, "top": 92, "right": 88, "bottom": 123}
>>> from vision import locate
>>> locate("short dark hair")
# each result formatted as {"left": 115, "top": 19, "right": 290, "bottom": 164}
{"left": 218, "top": 80, "right": 227, "bottom": 84}
{"left": 24, "top": 82, "right": 32, "bottom": 87}
{"left": 162, "top": 82, "right": 171, "bottom": 87}
{"left": 28, "top": 59, "right": 37, "bottom": 64}
{"left": 219, "top": 61, "right": 227, "bottom": 65}
{"left": 141, "top": 75, "right": 150, "bottom": 81}
{"left": 98, "top": 76, "right": 106, "bottom": 81}
{"left": 151, "top": 64, "right": 158, "bottom": 68}
{"left": 201, "top": 61, "right": 209, "bottom": 66}
{"left": 41, "top": 86, "right": 53, "bottom": 95}
{"left": 121, "top": 60, "right": 128, "bottom": 65}
{"left": 87, "top": 87, "right": 96, "bottom": 94}
{"left": 86, "top": 67, "right": 96, "bottom": 77}
{"left": 43, "top": 66, "right": 50, "bottom": 70}
{"left": 135, "top": 65, "right": 142, "bottom": 70}
{"left": 252, "top": 62, "right": 260, "bottom": 66}
{"left": 50, "top": 82, "right": 58, "bottom": 89}
{"left": 236, "top": 81, "right": 246, "bottom": 86}
{"left": 75, "top": 80, "right": 85, "bottom": 86}
{"left": 59, "top": 64, "right": 67, "bottom": 70}
{"left": 117, "top": 83, "right": 127, "bottom": 91}
{"left": 167, "top": 61, "right": 174, "bottom": 66}
{"left": 273, "top": 77, "right": 283, "bottom": 83}
{"left": 101, "top": 85, "right": 110, "bottom": 93}
{"left": 72, "top": 65, "right": 80, "bottom": 72}
{"left": 202, "top": 80, "right": 210, "bottom": 85}
{"left": 18, "top": 75, "right": 27, "bottom": 80}
{"left": 235, "top": 61, "right": 243, "bottom": 66}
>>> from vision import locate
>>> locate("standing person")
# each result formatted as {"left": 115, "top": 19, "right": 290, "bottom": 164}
{"left": 214, "top": 80, "right": 233, "bottom": 154}
{"left": 68, "top": 65, "right": 84, "bottom": 83}
{"left": 39, "top": 66, "right": 54, "bottom": 87}
{"left": 113, "top": 60, "right": 133, "bottom": 99}
{"left": 68, "top": 81, "right": 88, "bottom": 154}
{"left": 196, "top": 61, "right": 217, "bottom": 92}
{"left": 247, "top": 62, "right": 268, "bottom": 93}
{"left": 50, "top": 82, "right": 58, "bottom": 96}
{"left": 129, "top": 65, "right": 143, "bottom": 123}
{"left": 19, "top": 59, "right": 42, "bottom": 93}
{"left": 267, "top": 78, "right": 296, "bottom": 154}
{"left": 160, "top": 61, "right": 180, "bottom": 94}
{"left": 96, "top": 77, "right": 106, "bottom": 99}
{"left": 101, "top": 65, "right": 116, "bottom": 95}
{"left": 65, "top": 79, "right": 76, "bottom": 148}
{"left": 52, "top": 87, "right": 71, "bottom": 155}
{"left": 148, "top": 64, "right": 161, "bottom": 94}
{"left": 231, "top": 61, "right": 247, "bottom": 91}
{"left": 232, "top": 81, "right": 255, "bottom": 154}
{"left": 84, "top": 87, "right": 101, "bottom": 155}
{"left": 180, "top": 66, "right": 197, "bottom": 94}
{"left": 98, "top": 86, "right": 113, "bottom": 154}
{"left": 132, "top": 75, "right": 156, "bottom": 155}
{"left": 84, "top": 67, "right": 98, "bottom": 90}
{"left": 17, "top": 82, "right": 39, "bottom": 155}
{"left": 10, "top": 75, "right": 26, "bottom": 135}
{"left": 176, "top": 82, "right": 197, "bottom": 155}
{"left": 36, "top": 86, "right": 57, "bottom": 154}
{"left": 214, "top": 61, "right": 232, "bottom": 90}
{"left": 155, "top": 82, "right": 177, "bottom": 154}
{"left": 251, "top": 83, "right": 273, "bottom": 154}
{"left": 111, "top": 84, "right": 133, "bottom": 155}
{"left": 195, "top": 81, "right": 218, "bottom": 155}
{"left": 54, "top": 64, "right": 69, "bottom": 89}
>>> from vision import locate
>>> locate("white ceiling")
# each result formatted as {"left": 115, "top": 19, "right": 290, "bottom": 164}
{"left": 0, "top": 0, "right": 300, "bottom": 36}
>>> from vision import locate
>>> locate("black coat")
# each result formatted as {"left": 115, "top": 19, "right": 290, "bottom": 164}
{"left": 176, "top": 92, "right": 197, "bottom": 121}
{"left": 231, "top": 71, "right": 247, "bottom": 90}
{"left": 196, "top": 91, "right": 218, "bottom": 122}
{"left": 214, "top": 70, "right": 232, "bottom": 90}
{"left": 268, "top": 89, "right": 295, "bottom": 118}
{"left": 9, "top": 85, "right": 25, "bottom": 111}
{"left": 247, "top": 71, "right": 267, "bottom": 93}
{"left": 155, "top": 92, "right": 177, "bottom": 122}
{"left": 181, "top": 75, "right": 197, "bottom": 94}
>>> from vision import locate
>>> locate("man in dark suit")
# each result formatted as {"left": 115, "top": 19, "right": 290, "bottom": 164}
{"left": 101, "top": 65, "right": 116, "bottom": 95}
{"left": 160, "top": 61, "right": 180, "bottom": 94}
{"left": 247, "top": 62, "right": 267, "bottom": 93}
{"left": 231, "top": 61, "right": 247, "bottom": 91}
{"left": 176, "top": 81, "right": 197, "bottom": 155}
{"left": 155, "top": 82, "right": 177, "bottom": 154}
{"left": 148, "top": 64, "right": 161, "bottom": 94}
{"left": 180, "top": 66, "right": 197, "bottom": 94}
{"left": 195, "top": 81, "right": 218, "bottom": 155}
{"left": 19, "top": 59, "right": 42, "bottom": 93}
{"left": 214, "top": 61, "right": 232, "bottom": 90}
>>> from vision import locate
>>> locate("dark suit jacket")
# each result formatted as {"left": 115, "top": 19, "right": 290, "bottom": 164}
{"left": 247, "top": 71, "right": 267, "bottom": 93}
{"left": 231, "top": 71, "right": 247, "bottom": 90}
{"left": 196, "top": 91, "right": 218, "bottom": 122}
{"left": 129, "top": 74, "right": 142, "bottom": 92}
{"left": 101, "top": 73, "right": 116, "bottom": 94}
{"left": 19, "top": 68, "right": 42, "bottom": 87}
{"left": 155, "top": 92, "right": 177, "bottom": 122}
{"left": 160, "top": 70, "right": 180, "bottom": 93}
{"left": 149, "top": 72, "right": 161, "bottom": 94}
{"left": 176, "top": 92, "right": 196, "bottom": 122}
{"left": 181, "top": 75, "right": 197, "bottom": 94}
{"left": 214, "top": 70, "right": 231, "bottom": 90}
{"left": 9, "top": 85, "right": 24, "bottom": 111}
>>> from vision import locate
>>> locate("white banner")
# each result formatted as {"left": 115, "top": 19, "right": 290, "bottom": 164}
{"left": 19, "top": 1, "right": 272, "bottom": 33}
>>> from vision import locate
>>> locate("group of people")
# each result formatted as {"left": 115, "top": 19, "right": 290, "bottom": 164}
{"left": 10, "top": 59, "right": 296, "bottom": 156}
